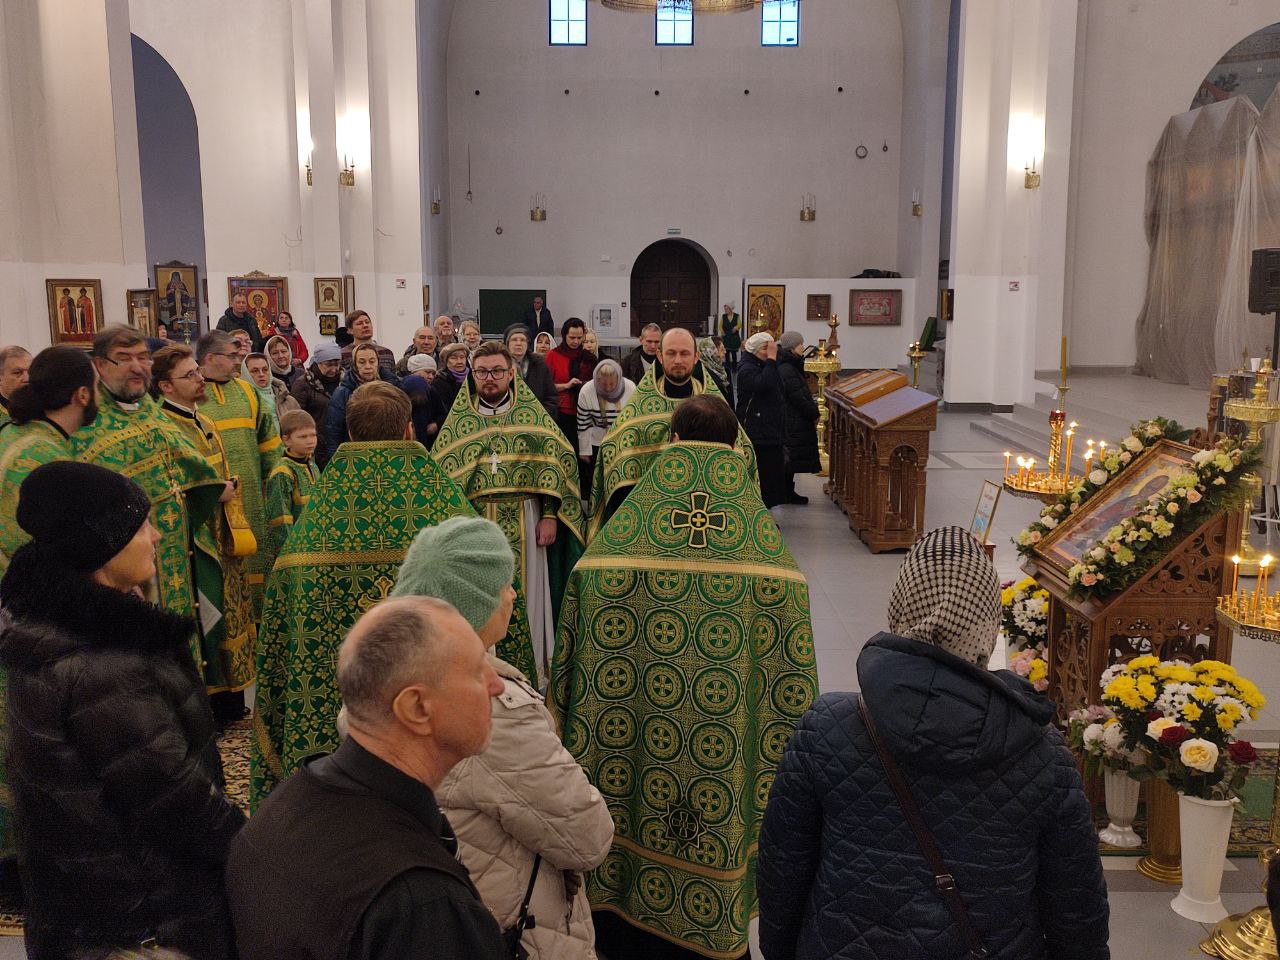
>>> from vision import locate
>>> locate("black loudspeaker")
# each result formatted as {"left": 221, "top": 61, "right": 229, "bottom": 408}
{"left": 1249, "top": 248, "right": 1280, "bottom": 314}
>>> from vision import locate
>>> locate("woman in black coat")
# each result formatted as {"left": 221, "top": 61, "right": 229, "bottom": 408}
{"left": 758, "top": 528, "right": 1109, "bottom": 960}
{"left": 0, "top": 462, "right": 246, "bottom": 960}
{"left": 505, "top": 323, "right": 558, "bottom": 418}
{"left": 735, "top": 332, "right": 787, "bottom": 508}
{"left": 776, "top": 331, "right": 820, "bottom": 505}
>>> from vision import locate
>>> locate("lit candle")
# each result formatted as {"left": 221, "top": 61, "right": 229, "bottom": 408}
{"left": 1263, "top": 555, "right": 1273, "bottom": 608}
{"left": 1063, "top": 430, "right": 1074, "bottom": 479}
{"left": 1003, "top": 451, "right": 1011, "bottom": 479}
{"left": 1231, "top": 554, "right": 1241, "bottom": 599}
{"left": 1254, "top": 556, "right": 1271, "bottom": 615}
{"left": 1027, "top": 459, "right": 1036, "bottom": 487}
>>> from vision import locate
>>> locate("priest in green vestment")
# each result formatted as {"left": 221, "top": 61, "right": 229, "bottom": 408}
{"left": 151, "top": 344, "right": 256, "bottom": 697}
{"left": 431, "top": 340, "right": 586, "bottom": 683}
{"left": 251, "top": 382, "right": 535, "bottom": 807}
{"left": 71, "top": 326, "right": 224, "bottom": 671}
{"left": 0, "top": 346, "right": 96, "bottom": 860}
{"left": 550, "top": 396, "right": 818, "bottom": 960}
{"left": 589, "top": 328, "right": 755, "bottom": 541}
{"left": 196, "top": 330, "right": 282, "bottom": 618}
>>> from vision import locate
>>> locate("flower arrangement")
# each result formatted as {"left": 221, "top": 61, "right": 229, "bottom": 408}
{"left": 1001, "top": 577, "right": 1049, "bottom": 652}
{"left": 1009, "top": 647, "right": 1049, "bottom": 692}
{"left": 1099, "top": 656, "right": 1264, "bottom": 800}
{"left": 1066, "top": 704, "right": 1143, "bottom": 777}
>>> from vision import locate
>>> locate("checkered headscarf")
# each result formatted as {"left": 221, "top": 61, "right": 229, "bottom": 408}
{"left": 886, "top": 526, "right": 1001, "bottom": 665}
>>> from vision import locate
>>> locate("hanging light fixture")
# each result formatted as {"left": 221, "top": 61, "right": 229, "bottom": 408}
{"left": 600, "top": 0, "right": 761, "bottom": 13}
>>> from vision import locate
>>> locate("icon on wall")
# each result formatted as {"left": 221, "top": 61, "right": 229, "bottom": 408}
{"left": 46, "top": 279, "right": 103, "bottom": 347}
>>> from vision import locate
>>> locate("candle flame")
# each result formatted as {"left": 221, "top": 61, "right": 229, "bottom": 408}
{"left": 1233, "top": 554, "right": 1242, "bottom": 564}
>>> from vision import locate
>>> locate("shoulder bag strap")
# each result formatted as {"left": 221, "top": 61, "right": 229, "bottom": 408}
{"left": 857, "top": 696, "right": 989, "bottom": 960}
{"left": 514, "top": 853, "right": 541, "bottom": 934}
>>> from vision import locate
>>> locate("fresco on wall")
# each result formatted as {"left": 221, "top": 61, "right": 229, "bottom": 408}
{"left": 1192, "top": 21, "right": 1280, "bottom": 110}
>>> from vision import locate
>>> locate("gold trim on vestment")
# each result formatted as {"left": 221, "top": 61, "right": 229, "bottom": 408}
{"left": 253, "top": 712, "right": 285, "bottom": 777}
{"left": 572, "top": 554, "right": 807, "bottom": 583}
{"left": 610, "top": 835, "right": 758, "bottom": 880}
{"left": 273, "top": 548, "right": 410, "bottom": 571}
{"left": 587, "top": 903, "right": 759, "bottom": 960}
{"left": 214, "top": 418, "right": 257, "bottom": 432}
{"left": 432, "top": 423, "right": 572, "bottom": 462}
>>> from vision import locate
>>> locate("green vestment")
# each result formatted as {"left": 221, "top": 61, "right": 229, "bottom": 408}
{"left": 431, "top": 376, "right": 585, "bottom": 681}
{"left": 262, "top": 454, "right": 318, "bottom": 575}
{"left": 250, "top": 440, "right": 535, "bottom": 807}
{"left": 201, "top": 377, "right": 282, "bottom": 618}
{"left": 158, "top": 400, "right": 256, "bottom": 694}
{"left": 71, "top": 387, "right": 224, "bottom": 669}
{"left": 0, "top": 419, "right": 71, "bottom": 574}
{"left": 550, "top": 441, "right": 818, "bottom": 959}
{"left": 588, "top": 366, "right": 756, "bottom": 540}
{"left": 0, "top": 418, "right": 72, "bottom": 857}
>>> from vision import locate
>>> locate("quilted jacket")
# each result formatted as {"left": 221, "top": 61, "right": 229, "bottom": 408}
{"left": 758, "top": 633, "right": 1109, "bottom": 960}
{"left": 436, "top": 656, "right": 615, "bottom": 960}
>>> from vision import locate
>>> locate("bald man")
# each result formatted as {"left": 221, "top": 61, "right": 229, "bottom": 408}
{"left": 228, "top": 596, "right": 507, "bottom": 960}
{"left": 398, "top": 325, "right": 439, "bottom": 376}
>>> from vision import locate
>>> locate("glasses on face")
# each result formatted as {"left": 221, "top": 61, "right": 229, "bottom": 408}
{"left": 163, "top": 369, "right": 205, "bottom": 384}
{"left": 104, "top": 352, "right": 152, "bottom": 368}
{"left": 473, "top": 367, "right": 510, "bottom": 379}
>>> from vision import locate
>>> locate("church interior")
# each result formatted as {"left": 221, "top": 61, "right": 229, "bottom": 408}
{"left": 6, "top": 0, "right": 1280, "bottom": 958}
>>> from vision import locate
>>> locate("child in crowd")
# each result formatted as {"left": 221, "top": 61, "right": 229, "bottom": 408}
{"left": 263, "top": 409, "right": 320, "bottom": 573}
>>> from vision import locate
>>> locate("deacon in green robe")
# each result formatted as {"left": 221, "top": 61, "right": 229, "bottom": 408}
{"left": 156, "top": 387, "right": 256, "bottom": 696}
{"left": 262, "top": 453, "right": 318, "bottom": 574}
{"left": 73, "top": 328, "right": 224, "bottom": 670}
{"left": 251, "top": 381, "right": 536, "bottom": 807}
{"left": 589, "top": 329, "right": 755, "bottom": 540}
{"left": 197, "top": 331, "right": 282, "bottom": 618}
{"left": 0, "top": 420, "right": 72, "bottom": 574}
{"left": 551, "top": 402, "right": 817, "bottom": 960}
{"left": 431, "top": 341, "right": 586, "bottom": 683}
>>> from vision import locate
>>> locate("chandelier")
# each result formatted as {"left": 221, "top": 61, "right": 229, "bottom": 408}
{"left": 600, "top": 0, "right": 762, "bottom": 12}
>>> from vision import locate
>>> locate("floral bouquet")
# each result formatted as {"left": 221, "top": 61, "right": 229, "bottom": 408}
{"left": 1066, "top": 704, "right": 1143, "bottom": 778}
{"left": 1100, "top": 656, "right": 1264, "bottom": 800}
{"left": 1000, "top": 577, "right": 1049, "bottom": 652}
{"left": 1008, "top": 647, "right": 1049, "bottom": 692}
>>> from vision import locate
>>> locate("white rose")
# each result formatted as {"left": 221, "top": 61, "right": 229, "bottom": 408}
{"left": 1123, "top": 436, "right": 1144, "bottom": 452}
{"left": 1090, "top": 547, "right": 1107, "bottom": 561}
{"left": 1089, "top": 469, "right": 1108, "bottom": 486}
{"left": 1083, "top": 723, "right": 1105, "bottom": 748}
{"left": 1102, "top": 722, "right": 1125, "bottom": 752}
{"left": 1042, "top": 516, "right": 1057, "bottom": 530}
{"left": 1193, "top": 448, "right": 1215, "bottom": 467}
{"left": 1147, "top": 716, "right": 1176, "bottom": 741}
{"left": 1180, "top": 738, "right": 1220, "bottom": 774}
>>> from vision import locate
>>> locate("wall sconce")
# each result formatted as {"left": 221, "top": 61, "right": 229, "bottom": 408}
{"left": 339, "top": 155, "right": 356, "bottom": 188}
{"left": 530, "top": 193, "right": 547, "bottom": 222}
{"left": 910, "top": 188, "right": 922, "bottom": 217}
{"left": 1024, "top": 158, "right": 1041, "bottom": 190}
{"left": 800, "top": 193, "right": 816, "bottom": 222}
{"left": 431, "top": 185, "right": 441, "bottom": 215}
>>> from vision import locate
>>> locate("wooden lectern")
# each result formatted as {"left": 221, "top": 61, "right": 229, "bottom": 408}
{"left": 825, "top": 371, "right": 939, "bottom": 552}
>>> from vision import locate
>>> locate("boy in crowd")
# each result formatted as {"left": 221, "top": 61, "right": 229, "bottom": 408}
{"left": 263, "top": 409, "right": 320, "bottom": 573}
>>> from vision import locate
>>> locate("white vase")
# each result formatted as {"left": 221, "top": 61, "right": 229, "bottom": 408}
{"left": 1170, "top": 794, "right": 1235, "bottom": 923}
{"left": 1097, "top": 768, "right": 1141, "bottom": 848}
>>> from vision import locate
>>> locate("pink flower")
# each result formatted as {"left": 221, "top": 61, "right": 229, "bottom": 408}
{"left": 1029, "top": 531, "right": 1041, "bottom": 544}
{"left": 1186, "top": 489, "right": 1202, "bottom": 504}
{"left": 1081, "top": 573, "right": 1098, "bottom": 586}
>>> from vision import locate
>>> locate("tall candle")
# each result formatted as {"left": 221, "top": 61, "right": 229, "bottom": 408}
{"left": 1003, "top": 451, "right": 1011, "bottom": 479}
{"left": 1231, "top": 554, "right": 1241, "bottom": 599}
{"left": 1060, "top": 336, "right": 1068, "bottom": 387}
{"left": 1063, "top": 431, "right": 1074, "bottom": 479}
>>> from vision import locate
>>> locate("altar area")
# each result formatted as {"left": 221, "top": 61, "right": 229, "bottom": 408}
{"left": 769, "top": 371, "right": 1280, "bottom": 960}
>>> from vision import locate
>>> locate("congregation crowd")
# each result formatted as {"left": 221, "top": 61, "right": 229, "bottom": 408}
{"left": 0, "top": 293, "right": 1113, "bottom": 960}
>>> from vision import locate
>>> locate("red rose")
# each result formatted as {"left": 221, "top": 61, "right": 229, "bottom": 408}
{"left": 1146, "top": 711, "right": 1164, "bottom": 722}
{"left": 1229, "top": 741, "right": 1258, "bottom": 764}
{"left": 1159, "top": 725, "right": 1191, "bottom": 746}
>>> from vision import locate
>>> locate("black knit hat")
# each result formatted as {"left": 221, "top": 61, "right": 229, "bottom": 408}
{"left": 16, "top": 461, "right": 152, "bottom": 571}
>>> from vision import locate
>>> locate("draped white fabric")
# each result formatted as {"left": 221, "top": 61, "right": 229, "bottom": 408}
{"left": 1136, "top": 88, "right": 1280, "bottom": 387}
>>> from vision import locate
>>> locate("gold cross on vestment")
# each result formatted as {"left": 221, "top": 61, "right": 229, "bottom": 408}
{"left": 489, "top": 450, "right": 501, "bottom": 475}
{"left": 671, "top": 491, "right": 726, "bottom": 548}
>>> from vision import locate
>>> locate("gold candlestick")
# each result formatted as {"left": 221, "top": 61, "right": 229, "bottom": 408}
{"left": 907, "top": 340, "right": 927, "bottom": 389}
{"left": 1223, "top": 360, "right": 1280, "bottom": 577}
{"left": 805, "top": 312, "right": 842, "bottom": 477}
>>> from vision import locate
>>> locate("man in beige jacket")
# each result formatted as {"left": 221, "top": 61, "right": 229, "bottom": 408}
{"left": 390, "top": 515, "right": 615, "bottom": 960}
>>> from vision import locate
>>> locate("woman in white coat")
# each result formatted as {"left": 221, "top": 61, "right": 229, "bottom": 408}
{"left": 390, "top": 516, "right": 615, "bottom": 960}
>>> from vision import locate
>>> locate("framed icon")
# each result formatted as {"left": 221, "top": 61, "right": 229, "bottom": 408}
{"left": 806, "top": 293, "right": 831, "bottom": 325}
{"left": 126, "top": 288, "right": 160, "bottom": 338}
{"left": 343, "top": 275, "right": 356, "bottom": 312}
{"left": 154, "top": 261, "right": 199, "bottom": 333}
{"left": 969, "top": 480, "right": 1002, "bottom": 546}
{"left": 318, "top": 314, "right": 339, "bottom": 337}
{"left": 849, "top": 289, "right": 902, "bottom": 326}
{"left": 314, "top": 277, "right": 344, "bottom": 313}
{"left": 46, "top": 279, "right": 103, "bottom": 347}
{"left": 423, "top": 284, "right": 430, "bottom": 313}
{"left": 228, "top": 271, "right": 289, "bottom": 340}
{"left": 746, "top": 284, "right": 785, "bottom": 339}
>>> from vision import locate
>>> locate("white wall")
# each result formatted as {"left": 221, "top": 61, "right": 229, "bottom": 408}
{"left": 1067, "top": 0, "right": 1280, "bottom": 369}
{"left": 444, "top": 0, "right": 905, "bottom": 321}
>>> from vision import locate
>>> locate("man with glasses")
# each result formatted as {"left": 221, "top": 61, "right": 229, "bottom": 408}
{"left": 152, "top": 344, "right": 256, "bottom": 717}
{"left": 71, "top": 325, "right": 225, "bottom": 673}
{"left": 197, "top": 331, "right": 281, "bottom": 642}
{"left": 431, "top": 341, "right": 585, "bottom": 684}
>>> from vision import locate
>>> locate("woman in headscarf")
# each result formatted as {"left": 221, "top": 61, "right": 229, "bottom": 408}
{"left": 265, "top": 334, "right": 301, "bottom": 390}
{"left": 534, "top": 331, "right": 554, "bottom": 356}
{"left": 758, "top": 527, "right": 1109, "bottom": 960}
{"left": 776, "top": 330, "right": 819, "bottom": 505}
{"left": 574, "top": 358, "right": 634, "bottom": 502}
{"left": 736, "top": 331, "right": 786, "bottom": 508}
{"left": 505, "top": 324, "right": 557, "bottom": 417}
{"left": 267, "top": 310, "right": 308, "bottom": 364}
{"left": 697, "top": 335, "right": 733, "bottom": 407}
{"left": 433, "top": 341, "right": 471, "bottom": 415}
{"left": 242, "top": 352, "right": 299, "bottom": 424}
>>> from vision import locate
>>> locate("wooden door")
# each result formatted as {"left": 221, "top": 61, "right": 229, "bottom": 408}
{"left": 630, "top": 240, "right": 711, "bottom": 336}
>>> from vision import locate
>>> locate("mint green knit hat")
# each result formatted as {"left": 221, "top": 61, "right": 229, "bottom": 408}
{"left": 391, "top": 516, "right": 515, "bottom": 631}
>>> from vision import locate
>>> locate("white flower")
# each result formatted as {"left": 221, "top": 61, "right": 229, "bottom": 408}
{"left": 1193, "top": 448, "right": 1216, "bottom": 467}
{"left": 1042, "top": 516, "right": 1058, "bottom": 530}
{"left": 1089, "top": 469, "right": 1108, "bottom": 486}
{"left": 1180, "top": 738, "right": 1220, "bottom": 773}
{"left": 1083, "top": 723, "right": 1105, "bottom": 749}
{"left": 1102, "top": 723, "right": 1125, "bottom": 752}
{"left": 1090, "top": 547, "right": 1107, "bottom": 561}
{"left": 1123, "top": 436, "right": 1144, "bottom": 452}
{"left": 1147, "top": 717, "right": 1176, "bottom": 741}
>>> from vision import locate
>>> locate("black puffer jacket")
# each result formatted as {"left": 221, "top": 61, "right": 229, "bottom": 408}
{"left": 0, "top": 549, "right": 246, "bottom": 960}
{"left": 759, "top": 633, "right": 1109, "bottom": 960}
{"left": 778, "top": 350, "right": 820, "bottom": 473}
{"left": 736, "top": 352, "right": 784, "bottom": 447}
{"left": 291, "top": 365, "right": 339, "bottom": 467}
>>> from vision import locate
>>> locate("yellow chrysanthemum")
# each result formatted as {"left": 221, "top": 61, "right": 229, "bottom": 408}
{"left": 1192, "top": 685, "right": 1217, "bottom": 704}
{"left": 1104, "top": 675, "right": 1143, "bottom": 709}
{"left": 1000, "top": 588, "right": 1016, "bottom": 607}
{"left": 1182, "top": 702, "right": 1203, "bottom": 722}
{"left": 1195, "top": 660, "right": 1233, "bottom": 677}
{"left": 1136, "top": 676, "right": 1158, "bottom": 704}
{"left": 1217, "top": 702, "right": 1243, "bottom": 731}
{"left": 1232, "top": 678, "right": 1266, "bottom": 712}
{"left": 1015, "top": 577, "right": 1037, "bottom": 592}
{"left": 1129, "top": 655, "right": 1160, "bottom": 670}
{"left": 1028, "top": 659, "right": 1048, "bottom": 683}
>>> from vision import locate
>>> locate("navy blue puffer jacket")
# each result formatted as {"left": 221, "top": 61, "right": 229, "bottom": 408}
{"left": 758, "top": 633, "right": 1109, "bottom": 960}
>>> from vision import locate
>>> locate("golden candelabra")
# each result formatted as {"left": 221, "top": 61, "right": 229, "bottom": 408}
{"left": 1223, "top": 360, "right": 1280, "bottom": 577}
{"left": 1002, "top": 398, "right": 1080, "bottom": 503}
{"left": 805, "top": 313, "right": 842, "bottom": 478}
{"left": 907, "top": 341, "right": 927, "bottom": 389}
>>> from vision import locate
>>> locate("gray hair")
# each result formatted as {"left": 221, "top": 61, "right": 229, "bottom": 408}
{"left": 640, "top": 323, "right": 662, "bottom": 336}
{"left": 337, "top": 596, "right": 458, "bottom": 727}
{"left": 0, "top": 345, "right": 30, "bottom": 372}
{"left": 92, "top": 324, "right": 145, "bottom": 359}
{"left": 195, "top": 330, "right": 235, "bottom": 364}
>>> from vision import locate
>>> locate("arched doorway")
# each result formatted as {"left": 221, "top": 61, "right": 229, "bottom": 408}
{"left": 629, "top": 239, "right": 714, "bottom": 336}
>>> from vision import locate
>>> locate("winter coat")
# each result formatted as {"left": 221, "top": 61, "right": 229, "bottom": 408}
{"left": 0, "top": 549, "right": 246, "bottom": 960}
{"left": 402, "top": 373, "right": 445, "bottom": 448}
{"left": 268, "top": 324, "right": 309, "bottom": 364}
{"left": 215, "top": 308, "right": 264, "bottom": 351}
{"left": 291, "top": 365, "right": 339, "bottom": 466}
{"left": 433, "top": 373, "right": 467, "bottom": 420}
{"left": 437, "top": 657, "right": 614, "bottom": 960}
{"left": 758, "top": 633, "right": 1109, "bottom": 960}
{"left": 323, "top": 365, "right": 402, "bottom": 456}
{"left": 736, "top": 352, "right": 785, "bottom": 447}
{"left": 271, "top": 378, "right": 301, "bottom": 419}
{"left": 620, "top": 346, "right": 657, "bottom": 386}
{"left": 517, "top": 354, "right": 559, "bottom": 419}
{"left": 778, "top": 350, "right": 820, "bottom": 474}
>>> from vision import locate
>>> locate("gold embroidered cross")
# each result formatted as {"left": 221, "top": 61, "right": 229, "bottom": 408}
{"left": 671, "top": 492, "right": 725, "bottom": 548}
{"left": 489, "top": 450, "right": 501, "bottom": 475}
